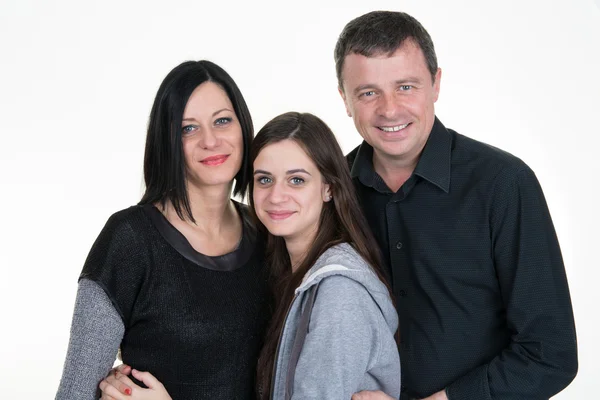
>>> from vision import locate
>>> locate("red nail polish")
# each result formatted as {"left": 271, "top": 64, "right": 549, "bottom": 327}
{"left": 125, "top": 388, "right": 132, "bottom": 395}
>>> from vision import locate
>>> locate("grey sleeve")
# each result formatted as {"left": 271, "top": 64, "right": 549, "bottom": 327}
{"left": 56, "top": 279, "right": 125, "bottom": 400}
{"left": 291, "top": 276, "right": 400, "bottom": 399}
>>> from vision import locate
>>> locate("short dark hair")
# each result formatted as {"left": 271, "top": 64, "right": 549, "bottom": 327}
{"left": 334, "top": 11, "right": 438, "bottom": 88}
{"left": 139, "top": 60, "right": 254, "bottom": 222}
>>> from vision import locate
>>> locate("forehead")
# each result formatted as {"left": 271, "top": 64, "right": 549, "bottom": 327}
{"left": 254, "top": 140, "right": 316, "bottom": 169}
{"left": 341, "top": 40, "right": 431, "bottom": 88}
{"left": 184, "top": 82, "right": 233, "bottom": 117}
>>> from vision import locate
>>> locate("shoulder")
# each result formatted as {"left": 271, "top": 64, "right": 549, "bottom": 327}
{"left": 302, "top": 243, "right": 385, "bottom": 295}
{"left": 96, "top": 205, "right": 153, "bottom": 244}
{"left": 449, "top": 129, "right": 539, "bottom": 190}
{"left": 102, "top": 205, "right": 148, "bottom": 234}
{"left": 81, "top": 205, "right": 152, "bottom": 277}
{"left": 308, "top": 275, "right": 393, "bottom": 338}
{"left": 452, "top": 130, "right": 528, "bottom": 172}
{"left": 311, "top": 275, "right": 377, "bottom": 316}
{"left": 315, "top": 243, "right": 371, "bottom": 272}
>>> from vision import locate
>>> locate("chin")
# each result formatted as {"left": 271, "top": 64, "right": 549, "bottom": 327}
{"left": 261, "top": 224, "right": 294, "bottom": 239}
{"left": 264, "top": 227, "right": 292, "bottom": 238}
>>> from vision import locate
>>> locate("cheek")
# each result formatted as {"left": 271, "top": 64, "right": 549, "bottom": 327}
{"left": 252, "top": 188, "right": 266, "bottom": 209}
{"left": 307, "top": 191, "right": 324, "bottom": 213}
{"left": 409, "top": 96, "right": 430, "bottom": 117}
{"left": 233, "top": 126, "right": 244, "bottom": 149}
{"left": 182, "top": 142, "right": 195, "bottom": 164}
{"left": 354, "top": 104, "right": 373, "bottom": 124}
{"left": 252, "top": 188, "right": 260, "bottom": 206}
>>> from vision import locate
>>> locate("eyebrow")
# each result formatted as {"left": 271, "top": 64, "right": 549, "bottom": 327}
{"left": 353, "top": 78, "right": 422, "bottom": 95}
{"left": 395, "top": 78, "right": 422, "bottom": 85}
{"left": 253, "top": 168, "right": 312, "bottom": 176}
{"left": 182, "top": 108, "right": 233, "bottom": 122}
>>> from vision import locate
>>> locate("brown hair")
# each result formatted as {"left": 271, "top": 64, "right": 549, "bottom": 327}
{"left": 250, "top": 112, "right": 393, "bottom": 398}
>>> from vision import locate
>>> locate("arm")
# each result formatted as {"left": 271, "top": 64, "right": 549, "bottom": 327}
{"left": 446, "top": 167, "right": 578, "bottom": 399}
{"left": 56, "top": 279, "right": 124, "bottom": 400}
{"left": 291, "top": 276, "right": 399, "bottom": 399}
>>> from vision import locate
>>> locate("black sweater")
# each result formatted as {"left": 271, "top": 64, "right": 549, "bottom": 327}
{"left": 80, "top": 202, "right": 271, "bottom": 399}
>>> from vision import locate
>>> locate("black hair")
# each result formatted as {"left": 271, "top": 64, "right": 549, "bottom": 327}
{"left": 139, "top": 60, "right": 253, "bottom": 222}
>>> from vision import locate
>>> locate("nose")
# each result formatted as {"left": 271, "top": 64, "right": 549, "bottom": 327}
{"left": 199, "top": 128, "right": 220, "bottom": 149}
{"left": 267, "top": 182, "right": 289, "bottom": 204}
{"left": 377, "top": 92, "right": 399, "bottom": 120}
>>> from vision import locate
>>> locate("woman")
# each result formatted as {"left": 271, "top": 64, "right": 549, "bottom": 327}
{"left": 252, "top": 112, "right": 400, "bottom": 399}
{"left": 56, "top": 60, "right": 271, "bottom": 399}
{"left": 100, "top": 112, "right": 401, "bottom": 399}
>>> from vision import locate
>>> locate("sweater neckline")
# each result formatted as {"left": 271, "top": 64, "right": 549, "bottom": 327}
{"left": 141, "top": 201, "right": 258, "bottom": 272}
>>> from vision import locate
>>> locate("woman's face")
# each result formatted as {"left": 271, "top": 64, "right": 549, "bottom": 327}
{"left": 181, "top": 82, "right": 243, "bottom": 190}
{"left": 253, "top": 139, "right": 331, "bottom": 247}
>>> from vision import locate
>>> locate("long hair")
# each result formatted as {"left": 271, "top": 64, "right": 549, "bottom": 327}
{"left": 250, "top": 112, "right": 393, "bottom": 399}
{"left": 139, "top": 60, "right": 253, "bottom": 222}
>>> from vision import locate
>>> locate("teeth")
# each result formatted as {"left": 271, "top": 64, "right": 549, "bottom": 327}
{"left": 380, "top": 123, "right": 409, "bottom": 132}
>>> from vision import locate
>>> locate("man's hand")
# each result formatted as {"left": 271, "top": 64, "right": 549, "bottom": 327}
{"left": 351, "top": 390, "right": 394, "bottom": 400}
{"left": 421, "top": 389, "right": 448, "bottom": 400}
{"left": 351, "top": 388, "right": 448, "bottom": 400}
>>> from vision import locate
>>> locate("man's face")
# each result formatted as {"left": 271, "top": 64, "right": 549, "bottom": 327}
{"left": 339, "top": 39, "right": 441, "bottom": 166}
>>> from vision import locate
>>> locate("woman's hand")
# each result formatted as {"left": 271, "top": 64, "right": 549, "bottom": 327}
{"left": 99, "top": 367, "right": 171, "bottom": 400}
{"left": 99, "top": 364, "right": 132, "bottom": 400}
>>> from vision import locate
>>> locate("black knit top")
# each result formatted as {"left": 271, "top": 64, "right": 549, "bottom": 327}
{"left": 80, "top": 202, "right": 271, "bottom": 399}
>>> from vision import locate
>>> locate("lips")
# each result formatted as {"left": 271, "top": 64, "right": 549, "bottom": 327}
{"left": 200, "top": 154, "right": 229, "bottom": 166}
{"left": 378, "top": 123, "right": 410, "bottom": 132}
{"left": 266, "top": 211, "right": 296, "bottom": 220}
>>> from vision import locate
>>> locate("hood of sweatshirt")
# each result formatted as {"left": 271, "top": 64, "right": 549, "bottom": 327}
{"left": 294, "top": 242, "right": 397, "bottom": 333}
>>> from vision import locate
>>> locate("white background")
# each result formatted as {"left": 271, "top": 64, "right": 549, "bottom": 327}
{"left": 1, "top": 0, "right": 598, "bottom": 398}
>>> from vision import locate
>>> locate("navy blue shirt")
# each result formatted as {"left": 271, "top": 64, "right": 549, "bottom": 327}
{"left": 347, "top": 117, "right": 577, "bottom": 399}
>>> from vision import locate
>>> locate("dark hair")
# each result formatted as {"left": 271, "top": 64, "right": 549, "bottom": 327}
{"left": 334, "top": 10, "right": 438, "bottom": 87}
{"left": 251, "top": 112, "right": 393, "bottom": 399}
{"left": 139, "top": 60, "right": 254, "bottom": 222}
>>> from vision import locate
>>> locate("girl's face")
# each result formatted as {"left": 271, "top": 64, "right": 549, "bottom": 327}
{"left": 253, "top": 139, "right": 331, "bottom": 247}
{"left": 181, "top": 82, "right": 243, "bottom": 190}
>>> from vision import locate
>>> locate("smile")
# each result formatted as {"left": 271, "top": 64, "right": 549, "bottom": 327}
{"left": 266, "top": 211, "right": 296, "bottom": 220}
{"left": 200, "top": 154, "right": 229, "bottom": 166}
{"left": 378, "top": 123, "right": 410, "bottom": 132}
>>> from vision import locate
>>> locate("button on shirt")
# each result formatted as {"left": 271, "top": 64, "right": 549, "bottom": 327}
{"left": 347, "top": 117, "right": 577, "bottom": 399}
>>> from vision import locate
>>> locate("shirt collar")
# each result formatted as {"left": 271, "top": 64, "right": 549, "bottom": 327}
{"left": 350, "top": 116, "right": 452, "bottom": 193}
{"left": 413, "top": 117, "right": 451, "bottom": 193}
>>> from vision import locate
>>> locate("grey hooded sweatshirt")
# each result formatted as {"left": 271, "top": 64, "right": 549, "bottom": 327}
{"left": 271, "top": 243, "right": 401, "bottom": 399}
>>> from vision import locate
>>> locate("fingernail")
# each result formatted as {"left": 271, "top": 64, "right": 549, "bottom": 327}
{"left": 125, "top": 388, "right": 132, "bottom": 395}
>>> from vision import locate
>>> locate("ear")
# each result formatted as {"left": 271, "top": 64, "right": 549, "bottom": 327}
{"left": 433, "top": 68, "right": 442, "bottom": 103}
{"left": 338, "top": 86, "right": 352, "bottom": 117}
{"left": 322, "top": 184, "right": 332, "bottom": 202}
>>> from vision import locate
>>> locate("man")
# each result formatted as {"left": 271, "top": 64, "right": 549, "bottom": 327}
{"left": 337, "top": 11, "right": 578, "bottom": 400}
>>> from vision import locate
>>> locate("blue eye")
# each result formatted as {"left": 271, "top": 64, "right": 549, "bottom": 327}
{"left": 215, "top": 117, "right": 232, "bottom": 125}
{"left": 360, "top": 90, "right": 376, "bottom": 98}
{"left": 182, "top": 125, "right": 197, "bottom": 134}
{"left": 399, "top": 85, "right": 412, "bottom": 91}
{"left": 290, "top": 177, "right": 305, "bottom": 185}
{"left": 257, "top": 176, "right": 272, "bottom": 185}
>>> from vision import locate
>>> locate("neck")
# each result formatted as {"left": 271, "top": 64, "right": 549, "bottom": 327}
{"left": 285, "top": 228, "right": 317, "bottom": 273}
{"left": 164, "top": 183, "right": 236, "bottom": 233}
{"left": 373, "top": 153, "right": 417, "bottom": 193}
